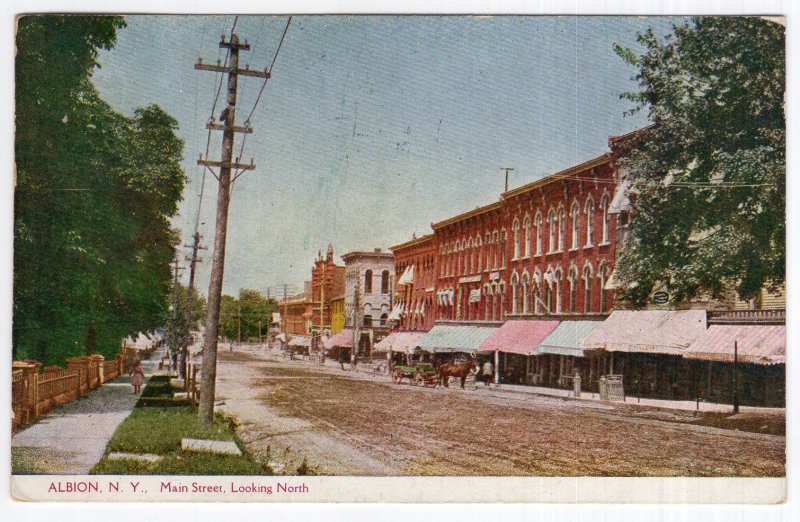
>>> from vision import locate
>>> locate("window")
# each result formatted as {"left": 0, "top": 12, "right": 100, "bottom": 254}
{"left": 557, "top": 208, "right": 565, "bottom": 252}
{"left": 584, "top": 196, "right": 595, "bottom": 248}
{"left": 547, "top": 209, "right": 556, "bottom": 253}
{"left": 583, "top": 264, "right": 593, "bottom": 313}
{"left": 600, "top": 192, "right": 610, "bottom": 244}
{"left": 554, "top": 268, "right": 563, "bottom": 313}
{"left": 363, "top": 315, "right": 372, "bottom": 327}
{"left": 523, "top": 215, "right": 531, "bottom": 257}
{"left": 511, "top": 273, "right": 520, "bottom": 314}
{"left": 381, "top": 270, "right": 390, "bottom": 294}
{"left": 364, "top": 269, "right": 373, "bottom": 294}
{"left": 380, "top": 313, "right": 388, "bottom": 325}
{"left": 512, "top": 218, "right": 521, "bottom": 259}
{"left": 535, "top": 212, "right": 543, "bottom": 255}
{"left": 570, "top": 201, "right": 580, "bottom": 250}
{"left": 568, "top": 265, "right": 578, "bottom": 313}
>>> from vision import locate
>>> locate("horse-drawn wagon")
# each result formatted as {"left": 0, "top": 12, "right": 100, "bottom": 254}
{"left": 391, "top": 362, "right": 438, "bottom": 387}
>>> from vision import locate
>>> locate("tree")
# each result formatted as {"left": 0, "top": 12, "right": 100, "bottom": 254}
{"left": 219, "top": 290, "right": 277, "bottom": 342}
{"left": 613, "top": 17, "right": 785, "bottom": 306}
{"left": 14, "top": 16, "right": 186, "bottom": 364}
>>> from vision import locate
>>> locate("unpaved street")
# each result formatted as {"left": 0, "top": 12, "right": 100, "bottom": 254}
{"left": 215, "top": 349, "right": 784, "bottom": 477}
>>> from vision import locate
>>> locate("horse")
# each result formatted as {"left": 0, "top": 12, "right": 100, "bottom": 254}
{"left": 438, "top": 357, "right": 478, "bottom": 389}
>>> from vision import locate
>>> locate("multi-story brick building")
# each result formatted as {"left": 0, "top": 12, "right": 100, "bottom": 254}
{"left": 310, "top": 245, "right": 346, "bottom": 335}
{"left": 390, "top": 234, "right": 438, "bottom": 331}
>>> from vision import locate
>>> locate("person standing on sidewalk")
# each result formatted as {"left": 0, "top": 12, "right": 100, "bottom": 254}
{"left": 130, "top": 360, "right": 145, "bottom": 394}
{"left": 481, "top": 359, "right": 493, "bottom": 386}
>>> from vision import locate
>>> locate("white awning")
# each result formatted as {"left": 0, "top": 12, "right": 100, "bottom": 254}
{"left": 469, "top": 289, "right": 482, "bottom": 303}
{"left": 420, "top": 300, "right": 426, "bottom": 316}
{"left": 397, "top": 265, "right": 415, "bottom": 285}
{"left": 387, "top": 303, "right": 402, "bottom": 321}
{"left": 271, "top": 312, "right": 281, "bottom": 324}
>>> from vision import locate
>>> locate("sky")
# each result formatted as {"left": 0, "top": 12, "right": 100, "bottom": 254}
{"left": 91, "top": 15, "right": 686, "bottom": 298}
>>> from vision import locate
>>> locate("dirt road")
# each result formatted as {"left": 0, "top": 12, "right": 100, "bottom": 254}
{"left": 215, "top": 349, "right": 784, "bottom": 477}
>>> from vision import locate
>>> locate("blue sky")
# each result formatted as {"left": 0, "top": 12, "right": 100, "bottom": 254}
{"left": 91, "top": 15, "right": 685, "bottom": 297}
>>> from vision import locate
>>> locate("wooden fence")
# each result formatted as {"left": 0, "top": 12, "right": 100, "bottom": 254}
{"left": 11, "top": 354, "right": 125, "bottom": 432}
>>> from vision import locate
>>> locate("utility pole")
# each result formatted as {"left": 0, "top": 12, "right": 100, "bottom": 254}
{"left": 181, "top": 231, "right": 206, "bottom": 379}
{"left": 170, "top": 255, "right": 185, "bottom": 371}
{"left": 501, "top": 167, "right": 514, "bottom": 193}
{"left": 195, "top": 32, "right": 268, "bottom": 423}
{"left": 732, "top": 340, "right": 740, "bottom": 413}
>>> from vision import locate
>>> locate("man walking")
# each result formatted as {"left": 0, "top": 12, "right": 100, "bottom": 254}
{"left": 481, "top": 359, "right": 494, "bottom": 386}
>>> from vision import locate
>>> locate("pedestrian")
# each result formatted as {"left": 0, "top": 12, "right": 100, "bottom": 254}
{"left": 130, "top": 360, "right": 145, "bottom": 395}
{"left": 481, "top": 359, "right": 493, "bottom": 386}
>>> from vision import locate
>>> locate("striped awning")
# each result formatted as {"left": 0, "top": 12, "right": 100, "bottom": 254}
{"left": 478, "top": 320, "right": 559, "bottom": 355}
{"left": 417, "top": 325, "right": 498, "bottom": 353}
{"left": 581, "top": 310, "right": 707, "bottom": 355}
{"left": 397, "top": 265, "right": 415, "bottom": 285}
{"left": 534, "top": 321, "right": 603, "bottom": 357}
{"left": 683, "top": 325, "right": 785, "bottom": 365}
{"left": 373, "top": 331, "right": 426, "bottom": 354}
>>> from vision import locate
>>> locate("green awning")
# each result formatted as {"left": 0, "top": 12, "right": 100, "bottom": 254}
{"left": 534, "top": 321, "right": 603, "bottom": 357}
{"left": 417, "top": 325, "right": 498, "bottom": 353}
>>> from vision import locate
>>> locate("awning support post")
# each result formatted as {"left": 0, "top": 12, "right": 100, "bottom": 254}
{"left": 494, "top": 349, "right": 499, "bottom": 385}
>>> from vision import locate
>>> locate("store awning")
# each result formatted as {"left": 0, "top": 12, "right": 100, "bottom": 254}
{"left": 374, "top": 331, "right": 426, "bottom": 354}
{"left": 417, "top": 324, "right": 498, "bottom": 354}
{"left": 683, "top": 325, "right": 785, "bottom": 365}
{"left": 387, "top": 303, "right": 403, "bottom": 321}
{"left": 323, "top": 328, "right": 354, "bottom": 350}
{"left": 608, "top": 178, "right": 632, "bottom": 214}
{"left": 477, "top": 320, "right": 559, "bottom": 355}
{"left": 581, "top": 310, "right": 707, "bottom": 355}
{"left": 534, "top": 321, "right": 603, "bottom": 357}
{"left": 397, "top": 265, "right": 415, "bottom": 285}
{"left": 287, "top": 336, "right": 311, "bottom": 348}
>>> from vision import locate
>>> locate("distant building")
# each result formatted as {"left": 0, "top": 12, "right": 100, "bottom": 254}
{"left": 341, "top": 248, "right": 394, "bottom": 358}
{"left": 310, "top": 245, "right": 346, "bottom": 336}
{"left": 330, "top": 295, "right": 345, "bottom": 333}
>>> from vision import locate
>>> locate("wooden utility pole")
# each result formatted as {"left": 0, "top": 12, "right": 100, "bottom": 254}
{"left": 170, "top": 255, "right": 185, "bottom": 369}
{"left": 196, "top": 33, "right": 268, "bottom": 423}
{"left": 181, "top": 231, "right": 206, "bottom": 379}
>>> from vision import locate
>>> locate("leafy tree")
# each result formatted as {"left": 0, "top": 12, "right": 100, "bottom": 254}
{"left": 14, "top": 16, "right": 186, "bottom": 364}
{"left": 219, "top": 290, "right": 278, "bottom": 342}
{"left": 613, "top": 17, "right": 785, "bottom": 306}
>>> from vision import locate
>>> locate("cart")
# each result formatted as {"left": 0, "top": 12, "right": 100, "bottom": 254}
{"left": 391, "top": 362, "right": 438, "bottom": 387}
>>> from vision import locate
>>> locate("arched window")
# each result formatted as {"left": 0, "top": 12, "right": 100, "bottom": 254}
{"left": 583, "top": 263, "right": 593, "bottom": 313}
{"left": 512, "top": 218, "right": 521, "bottom": 259}
{"left": 568, "top": 264, "right": 579, "bottom": 313}
{"left": 557, "top": 207, "right": 565, "bottom": 252}
{"left": 600, "top": 191, "right": 610, "bottom": 244}
{"left": 380, "top": 313, "right": 388, "bottom": 326}
{"left": 468, "top": 238, "right": 474, "bottom": 274}
{"left": 381, "top": 270, "right": 390, "bottom": 294}
{"left": 521, "top": 272, "right": 530, "bottom": 314}
{"left": 364, "top": 269, "right": 373, "bottom": 294}
{"left": 492, "top": 231, "right": 499, "bottom": 269}
{"left": 500, "top": 230, "right": 507, "bottom": 267}
{"left": 547, "top": 209, "right": 556, "bottom": 253}
{"left": 584, "top": 196, "right": 595, "bottom": 248}
{"left": 554, "top": 267, "right": 563, "bottom": 314}
{"left": 598, "top": 262, "right": 610, "bottom": 312}
{"left": 363, "top": 315, "right": 372, "bottom": 327}
{"left": 511, "top": 272, "right": 520, "bottom": 314}
{"left": 476, "top": 236, "right": 483, "bottom": 273}
{"left": 535, "top": 211, "right": 543, "bottom": 256}
{"left": 523, "top": 215, "right": 532, "bottom": 258}
{"left": 570, "top": 200, "right": 580, "bottom": 250}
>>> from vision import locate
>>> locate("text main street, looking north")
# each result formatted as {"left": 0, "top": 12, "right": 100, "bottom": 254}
{"left": 215, "top": 349, "right": 784, "bottom": 477}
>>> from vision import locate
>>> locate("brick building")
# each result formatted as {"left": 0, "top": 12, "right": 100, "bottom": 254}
{"left": 389, "top": 234, "right": 438, "bottom": 331}
{"left": 310, "top": 245, "right": 346, "bottom": 335}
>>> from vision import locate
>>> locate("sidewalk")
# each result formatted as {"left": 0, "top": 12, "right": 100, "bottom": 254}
{"left": 244, "top": 345, "right": 784, "bottom": 417}
{"left": 11, "top": 355, "right": 163, "bottom": 475}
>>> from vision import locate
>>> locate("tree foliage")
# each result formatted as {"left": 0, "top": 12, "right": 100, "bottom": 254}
{"left": 219, "top": 290, "right": 278, "bottom": 342}
{"left": 613, "top": 17, "right": 785, "bottom": 306}
{"left": 14, "top": 16, "right": 187, "bottom": 364}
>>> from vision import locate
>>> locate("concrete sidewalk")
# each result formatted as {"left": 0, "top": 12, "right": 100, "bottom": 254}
{"left": 12, "top": 355, "right": 163, "bottom": 475}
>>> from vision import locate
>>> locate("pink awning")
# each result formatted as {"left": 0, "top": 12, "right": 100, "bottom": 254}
{"left": 683, "top": 325, "right": 785, "bottom": 365}
{"left": 323, "top": 329, "right": 354, "bottom": 350}
{"left": 478, "top": 320, "right": 559, "bottom": 355}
